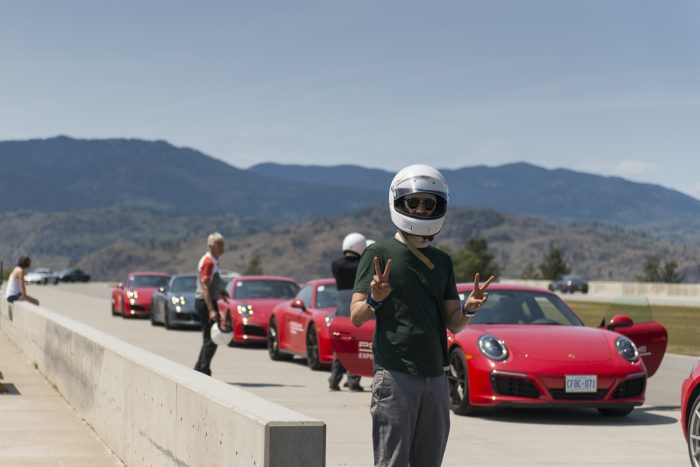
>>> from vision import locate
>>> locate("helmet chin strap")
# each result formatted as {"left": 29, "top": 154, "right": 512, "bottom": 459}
{"left": 397, "top": 231, "right": 435, "bottom": 270}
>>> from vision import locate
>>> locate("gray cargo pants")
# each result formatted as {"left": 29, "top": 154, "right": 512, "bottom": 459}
{"left": 371, "top": 368, "right": 450, "bottom": 467}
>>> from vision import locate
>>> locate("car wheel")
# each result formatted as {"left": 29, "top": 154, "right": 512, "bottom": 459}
{"left": 306, "top": 327, "right": 323, "bottom": 371}
{"left": 111, "top": 299, "right": 118, "bottom": 316}
{"left": 448, "top": 347, "right": 481, "bottom": 415}
{"left": 267, "top": 319, "right": 291, "bottom": 361}
{"left": 42, "top": 278, "right": 48, "bottom": 285}
{"left": 164, "top": 305, "right": 173, "bottom": 330}
{"left": 150, "top": 302, "right": 157, "bottom": 326}
{"left": 121, "top": 302, "right": 129, "bottom": 319}
{"left": 688, "top": 393, "right": 700, "bottom": 466}
{"left": 598, "top": 406, "right": 634, "bottom": 417}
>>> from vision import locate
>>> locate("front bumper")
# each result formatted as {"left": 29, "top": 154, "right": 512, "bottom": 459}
{"left": 468, "top": 360, "right": 646, "bottom": 409}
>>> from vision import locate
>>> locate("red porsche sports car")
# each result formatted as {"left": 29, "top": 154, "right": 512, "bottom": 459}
{"left": 329, "top": 283, "right": 667, "bottom": 417}
{"left": 681, "top": 357, "right": 700, "bottom": 465}
{"left": 216, "top": 275, "right": 299, "bottom": 345}
{"left": 267, "top": 278, "right": 337, "bottom": 370}
{"left": 111, "top": 272, "right": 170, "bottom": 318}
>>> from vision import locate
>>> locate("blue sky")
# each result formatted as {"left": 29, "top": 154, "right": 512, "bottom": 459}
{"left": 2, "top": 1, "right": 699, "bottom": 196}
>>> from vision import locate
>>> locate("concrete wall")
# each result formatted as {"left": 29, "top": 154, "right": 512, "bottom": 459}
{"left": 0, "top": 300, "right": 325, "bottom": 467}
{"left": 499, "top": 279, "right": 700, "bottom": 298}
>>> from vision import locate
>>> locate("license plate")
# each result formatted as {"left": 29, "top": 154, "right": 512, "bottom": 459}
{"left": 565, "top": 375, "right": 597, "bottom": 393}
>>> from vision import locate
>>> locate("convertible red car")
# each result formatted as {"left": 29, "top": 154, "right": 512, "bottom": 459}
{"left": 216, "top": 275, "right": 299, "bottom": 345}
{"left": 111, "top": 271, "right": 170, "bottom": 318}
{"left": 681, "top": 357, "right": 700, "bottom": 465}
{"left": 267, "top": 278, "right": 337, "bottom": 370}
{"left": 329, "top": 283, "right": 667, "bottom": 417}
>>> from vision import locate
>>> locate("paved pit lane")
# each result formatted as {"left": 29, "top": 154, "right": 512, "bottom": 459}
{"left": 28, "top": 283, "right": 692, "bottom": 466}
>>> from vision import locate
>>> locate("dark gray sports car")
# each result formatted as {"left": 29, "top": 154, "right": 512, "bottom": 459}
{"left": 150, "top": 274, "right": 200, "bottom": 329}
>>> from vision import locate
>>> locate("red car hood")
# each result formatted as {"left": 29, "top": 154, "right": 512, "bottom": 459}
{"left": 468, "top": 324, "right": 612, "bottom": 363}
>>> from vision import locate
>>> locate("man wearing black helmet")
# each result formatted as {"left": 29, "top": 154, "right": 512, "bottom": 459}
{"left": 350, "top": 164, "right": 495, "bottom": 467}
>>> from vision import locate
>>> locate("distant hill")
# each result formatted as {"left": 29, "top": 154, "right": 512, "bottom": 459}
{"left": 4, "top": 137, "right": 700, "bottom": 242}
{"left": 4, "top": 136, "right": 700, "bottom": 282}
{"left": 250, "top": 162, "right": 700, "bottom": 242}
{"left": 4, "top": 205, "right": 700, "bottom": 283}
{"left": 0, "top": 136, "right": 383, "bottom": 219}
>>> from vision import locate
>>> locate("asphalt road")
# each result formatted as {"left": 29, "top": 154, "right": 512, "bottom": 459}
{"left": 28, "top": 283, "right": 694, "bottom": 466}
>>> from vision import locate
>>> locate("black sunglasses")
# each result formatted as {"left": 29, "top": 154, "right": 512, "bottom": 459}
{"left": 404, "top": 198, "right": 436, "bottom": 210}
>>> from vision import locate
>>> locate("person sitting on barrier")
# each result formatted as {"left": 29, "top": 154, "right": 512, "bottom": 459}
{"left": 5, "top": 255, "right": 40, "bottom": 305}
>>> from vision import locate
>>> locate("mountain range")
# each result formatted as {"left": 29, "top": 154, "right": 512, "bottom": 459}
{"left": 2, "top": 136, "right": 700, "bottom": 281}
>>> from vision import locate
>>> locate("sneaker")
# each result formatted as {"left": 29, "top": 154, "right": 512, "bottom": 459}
{"left": 329, "top": 385, "right": 341, "bottom": 391}
{"left": 348, "top": 384, "right": 364, "bottom": 392}
{"left": 343, "top": 381, "right": 349, "bottom": 388}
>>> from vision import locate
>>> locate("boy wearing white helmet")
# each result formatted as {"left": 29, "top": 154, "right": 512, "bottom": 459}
{"left": 351, "top": 164, "right": 495, "bottom": 467}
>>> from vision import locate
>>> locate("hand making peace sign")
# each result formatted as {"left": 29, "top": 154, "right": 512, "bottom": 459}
{"left": 465, "top": 272, "right": 496, "bottom": 312}
{"left": 370, "top": 256, "right": 393, "bottom": 302}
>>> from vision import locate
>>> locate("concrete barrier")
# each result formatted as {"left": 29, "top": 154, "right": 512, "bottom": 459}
{"left": 0, "top": 300, "right": 325, "bottom": 467}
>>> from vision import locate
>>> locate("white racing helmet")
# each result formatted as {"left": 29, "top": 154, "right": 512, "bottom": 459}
{"left": 210, "top": 319, "right": 233, "bottom": 346}
{"left": 342, "top": 232, "right": 367, "bottom": 256}
{"left": 389, "top": 164, "right": 449, "bottom": 237}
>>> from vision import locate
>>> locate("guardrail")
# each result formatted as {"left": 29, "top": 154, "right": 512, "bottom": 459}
{"left": 0, "top": 300, "right": 325, "bottom": 467}
{"left": 499, "top": 279, "right": 700, "bottom": 298}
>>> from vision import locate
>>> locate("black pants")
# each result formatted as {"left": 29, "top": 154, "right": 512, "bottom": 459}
{"left": 194, "top": 298, "right": 216, "bottom": 375}
{"left": 328, "top": 355, "right": 361, "bottom": 388}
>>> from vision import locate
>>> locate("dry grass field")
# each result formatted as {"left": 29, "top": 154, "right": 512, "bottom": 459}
{"left": 568, "top": 299, "right": 700, "bottom": 356}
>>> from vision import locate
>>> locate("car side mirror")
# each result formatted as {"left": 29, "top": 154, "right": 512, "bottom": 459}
{"left": 606, "top": 314, "right": 634, "bottom": 331}
{"left": 291, "top": 299, "right": 307, "bottom": 311}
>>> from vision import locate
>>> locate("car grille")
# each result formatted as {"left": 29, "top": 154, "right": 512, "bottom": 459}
{"left": 490, "top": 374, "right": 540, "bottom": 399}
{"left": 130, "top": 305, "right": 145, "bottom": 312}
{"left": 548, "top": 388, "right": 609, "bottom": 400}
{"left": 612, "top": 377, "right": 646, "bottom": 399}
{"left": 242, "top": 325, "right": 266, "bottom": 337}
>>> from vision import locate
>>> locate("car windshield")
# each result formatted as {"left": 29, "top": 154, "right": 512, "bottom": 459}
{"left": 233, "top": 280, "right": 299, "bottom": 299}
{"left": 170, "top": 276, "right": 196, "bottom": 293}
{"left": 561, "top": 275, "right": 584, "bottom": 281}
{"left": 128, "top": 275, "right": 170, "bottom": 288}
{"left": 467, "top": 290, "right": 584, "bottom": 326}
{"left": 315, "top": 283, "right": 338, "bottom": 308}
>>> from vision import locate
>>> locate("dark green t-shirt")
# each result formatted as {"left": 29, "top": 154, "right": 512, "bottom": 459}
{"left": 353, "top": 237, "right": 459, "bottom": 377}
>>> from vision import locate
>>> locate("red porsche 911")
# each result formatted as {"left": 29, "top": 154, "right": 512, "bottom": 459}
{"left": 216, "top": 276, "right": 299, "bottom": 345}
{"left": 681, "top": 357, "right": 700, "bottom": 466}
{"left": 329, "top": 283, "right": 667, "bottom": 417}
{"left": 267, "top": 278, "right": 338, "bottom": 370}
{"left": 111, "top": 272, "right": 170, "bottom": 318}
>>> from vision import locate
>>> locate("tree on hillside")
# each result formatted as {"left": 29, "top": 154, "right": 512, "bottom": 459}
{"left": 244, "top": 255, "right": 264, "bottom": 275}
{"left": 538, "top": 247, "right": 570, "bottom": 280}
{"left": 637, "top": 256, "right": 683, "bottom": 283}
{"left": 451, "top": 238, "right": 500, "bottom": 282}
{"left": 521, "top": 262, "right": 540, "bottom": 280}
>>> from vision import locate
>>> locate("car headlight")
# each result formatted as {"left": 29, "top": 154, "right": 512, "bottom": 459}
{"left": 325, "top": 315, "right": 333, "bottom": 327}
{"left": 126, "top": 290, "right": 139, "bottom": 299}
{"left": 237, "top": 304, "right": 254, "bottom": 317}
{"left": 171, "top": 296, "right": 186, "bottom": 306}
{"left": 477, "top": 335, "right": 509, "bottom": 361}
{"left": 615, "top": 336, "right": 639, "bottom": 363}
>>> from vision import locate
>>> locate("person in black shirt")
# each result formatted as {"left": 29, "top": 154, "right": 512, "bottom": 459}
{"left": 328, "top": 232, "right": 367, "bottom": 392}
